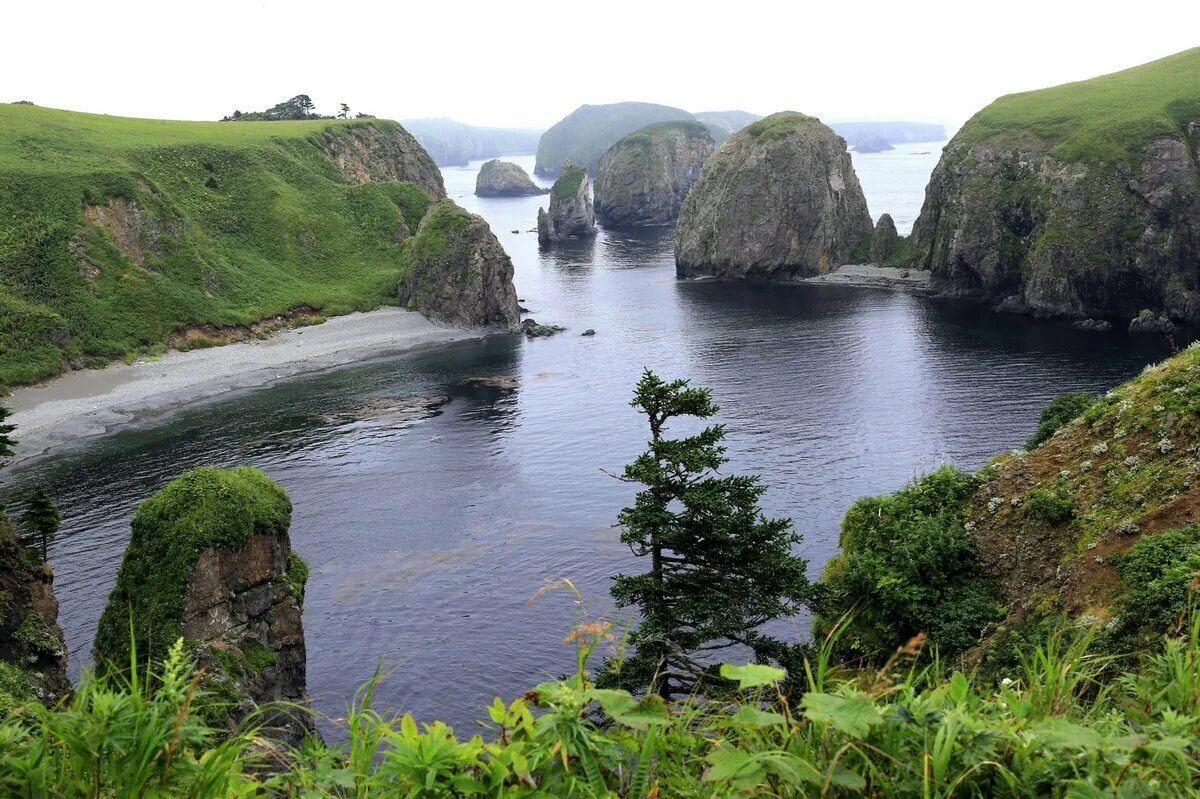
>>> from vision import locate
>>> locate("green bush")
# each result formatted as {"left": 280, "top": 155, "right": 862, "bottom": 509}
{"left": 1027, "top": 391, "right": 1094, "bottom": 449}
{"left": 1110, "top": 524, "right": 1200, "bottom": 641}
{"left": 816, "top": 466, "right": 1004, "bottom": 661}
{"left": 1024, "top": 487, "right": 1077, "bottom": 524}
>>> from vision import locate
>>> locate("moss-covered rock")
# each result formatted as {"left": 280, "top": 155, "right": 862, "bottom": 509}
{"left": 594, "top": 121, "right": 714, "bottom": 227}
{"left": 537, "top": 164, "right": 596, "bottom": 243}
{"left": 911, "top": 47, "right": 1200, "bottom": 324}
{"left": 869, "top": 214, "right": 899, "bottom": 264}
{"left": 398, "top": 199, "right": 521, "bottom": 330}
{"left": 675, "top": 112, "right": 873, "bottom": 281}
{"left": 94, "top": 467, "right": 313, "bottom": 743}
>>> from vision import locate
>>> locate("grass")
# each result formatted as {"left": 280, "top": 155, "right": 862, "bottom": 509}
{"left": 744, "top": 112, "right": 821, "bottom": 143}
{"left": 0, "top": 103, "right": 435, "bottom": 387}
{"left": 956, "top": 46, "right": 1200, "bottom": 165}
{"left": 551, "top": 165, "right": 588, "bottom": 201}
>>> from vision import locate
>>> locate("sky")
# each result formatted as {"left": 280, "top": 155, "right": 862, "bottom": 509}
{"left": 4, "top": 0, "right": 1199, "bottom": 135}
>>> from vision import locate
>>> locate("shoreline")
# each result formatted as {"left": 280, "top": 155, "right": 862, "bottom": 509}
{"left": 797, "top": 263, "right": 933, "bottom": 292}
{"left": 3, "top": 308, "right": 489, "bottom": 470}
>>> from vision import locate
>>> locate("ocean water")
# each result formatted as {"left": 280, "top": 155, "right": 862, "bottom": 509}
{"left": 2, "top": 151, "right": 1173, "bottom": 735}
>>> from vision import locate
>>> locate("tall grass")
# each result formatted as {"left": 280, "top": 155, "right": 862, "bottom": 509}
{"left": 3, "top": 615, "right": 1200, "bottom": 797}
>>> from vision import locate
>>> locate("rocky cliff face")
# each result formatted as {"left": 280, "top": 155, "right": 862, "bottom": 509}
{"left": 475, "top": 160, "right": 549, "bottom": 197}
{"left": 399, "top": 200, "right": 522, "bottom": 330}
{"left": 675, "top": 112, "right": 873, "bottom": 280}
{"left": 537, "top": 164, "right": 596, "bottom": 243}
{"left": 594, "top": 121, "right": 714, "bottom": 227}
{"left": 870, "top": 214, "right": 899, "bottom": 264}
{"left": 320, "top": 122, "right": 446, "bottom": 199}
{"left": 94, "top": 467, "right": 313, "bottom": 744}
{"left": 0, "top": 514, "right": 69, "bottom": 708}
{"left": 910, "top": 49, "right": 1200, "bottom": 325}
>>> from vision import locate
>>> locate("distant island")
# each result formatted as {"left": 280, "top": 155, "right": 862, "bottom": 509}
{"left": 402, "top": 118, "right": 543, "bottom": 167}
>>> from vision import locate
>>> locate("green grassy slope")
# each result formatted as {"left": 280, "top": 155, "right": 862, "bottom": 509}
{"left": 957, "top": 46, "right": 1200, "bottom": 164}
{"left": 0, "top": 104, "right": 434, "bottom": 387}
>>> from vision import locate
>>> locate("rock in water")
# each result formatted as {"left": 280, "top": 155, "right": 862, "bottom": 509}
{"left": 594, "top": 121, "right": 714, "bottom": 226}
{"left": 910, "top": 48, "right": 1200, "bottom": 324}
{"left": 0, "top": 513, "right": 69, "bottom": 708}
{"left": 94, "top": 468, "right": 313, "bottom": 744}
{"left": 675, "top": 112, "right": 873, "bottom": 280}
{"left": 853, "top": 133, "right": 894, "bottom": 153}
{"left": 475, "top": 160, "right": 550, "bottom": 197}
{"left": 869, "top": 214, "right": 899, "bottom": 264}
{"left": 398, "top": 199, "right": 522, "bottom": 330}
{"left": 537, "top": 164, "right": 596, "bottom": 243}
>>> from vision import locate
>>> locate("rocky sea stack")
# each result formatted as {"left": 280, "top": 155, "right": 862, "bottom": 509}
{"left": 537, "top": 164, "right": 596, "bottom": 243}
{"left": 0, "top": 514, "right": 68, "bottom": 710}
{"left": 675, "top": 112, "right": 872, "bottom": 280}
{"left": 474, "top": 159, "right": 549, "bottom": 197}
{"left": 94, "top": 467, "right": 313, "bottom": 744}
{"left": 594, "top": 120, "right": 714, "bottom": 227}
{"left": 399, "top": 200, "right": 522, "bottom": 330}
{"left": 911, "top": 47, "right": 1200, "bottom": 325}
{"left": 869, "top": 214, "right": 899, "bottom": 264}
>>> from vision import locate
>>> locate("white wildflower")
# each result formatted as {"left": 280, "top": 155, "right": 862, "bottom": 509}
{"left": 1092, "top": 442, "right": 1109, "bottom": 456}
{"left": 1080, "top": 460, "right": 1093, "bottom": 472}
{"left": 1159, "top": 438, "right": 1175, "bottom": 454}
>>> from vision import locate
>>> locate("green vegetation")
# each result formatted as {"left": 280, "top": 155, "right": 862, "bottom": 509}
{"left": 817, "top": 467, "right": 1003, "bottom": 661}
{"left": 535, "top": 101, "right": 695, "bottom": 176}
{"left": 603, "top": 372, "right": 810, "bottom": 696}
{"left": 956, "top": 46, "right": 1200, "bottom": 165}
{"left": 92, "top": 467, "right": 292, "bottom": 672}
{"left": 19, "top": 485, "right": 59, "bottom": 561}
{"left": 285, "top": 551, "right": 309, "bottom": 605}
{"left": 0, "top": 405, "right": 14, "bottom": 461}
{"left": 550, "top": 165, "right": 587, "bottom": 201}
{"left": 0, "top": 103, "right": 436, "bottom": 386}
{"left": 1027, "top": 391, "right": 1095, "bottom": 449}
{"left": 1024, "top": 487, "right": 1076, "bottom": 525}
{"left": 1111, "top": 524, "right": 1200, "bottom": 642}
{"left": 744, "top": 112, "right": 821, "bottom": 143}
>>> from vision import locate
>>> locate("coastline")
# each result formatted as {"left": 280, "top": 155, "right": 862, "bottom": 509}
{"left": 3, "top": 308, "right": 487, "bottom": 469}
{"left": 797, "top": 263, "right": 933, "bottom": 292}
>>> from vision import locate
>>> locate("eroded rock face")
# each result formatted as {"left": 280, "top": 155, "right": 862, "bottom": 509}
{"left": 870, "top": 214, "right": 899, "bottom": 264}
{"left": 94, "top": 467, "right": 313, "bottom": 745}
{"left": 537, "top": 164, "right": 596, "bottom": 243}
{"left": 0, "top": 514, "right": 69, "bottom": 707}
{"left": 594, "top": 121, "right": 714, "bottom": 227}
{"left": 911, "top": 135, "right": 1200, "bottom": 323}
{"left": 675, "top": 112, "right": 873, "bottom": 280}
{"left": 475, "top": 160, "right": 548, "bottom": 197}
{"left": 399, "top": 199, "right": 521, "bottom": 330}
{"left": 321, "top": 123, "right": 446, "bottom": 199}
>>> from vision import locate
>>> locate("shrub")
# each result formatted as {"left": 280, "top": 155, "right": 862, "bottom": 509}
{"left": 1024, "top": 487, "right": 1077, "bottom": 524}
{"left": 1110, "top": 524, "right": 1200, "bottom": 641}
{"left": 1027, "top": 391, "right": 1094, "bottom": 449}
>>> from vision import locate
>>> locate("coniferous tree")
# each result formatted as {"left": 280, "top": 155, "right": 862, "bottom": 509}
{"left": 338, "top": 103, "right": 350, "bottom": 119}
{"left": 22, "top": 485, "right": 60, "bottom": 562}
{"left": 605, "top": 370, "right": 811, "bottom": 697}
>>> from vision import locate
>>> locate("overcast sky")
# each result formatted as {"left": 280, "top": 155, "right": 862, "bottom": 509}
{"left": 5, "top": 1, "right": 1198, "bottom": 134}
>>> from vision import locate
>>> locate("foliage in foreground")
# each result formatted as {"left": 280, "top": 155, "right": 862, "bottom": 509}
{"left": 6, "top": 613, "right": 1200, "bottom": 797}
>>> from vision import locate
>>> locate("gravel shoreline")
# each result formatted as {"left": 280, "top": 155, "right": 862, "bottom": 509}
{"left": 3, "top": 309, "right": 485, "bottom": 468}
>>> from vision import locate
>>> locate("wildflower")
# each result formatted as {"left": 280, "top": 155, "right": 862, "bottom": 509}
{"left": 988, "top": 497, "right": 1003, "bottom": 513}
{"left": 1092, "top": 442, "right": 1109, "bottom": 456}
{"left": 1158, "top": 438, "right": 1175, "bottom": 454}
{"left": 1124, "top": 456, "right": 1140, "bottom": 469}
{"left": 1010, "top": 497, "right": 1023, "bottom": 508}
{"left": 1059, "top": 469, "right": 1071, "bottom": 480}
{"left": 1117, "top": 519, "right": 1140, "bottom": 536}
{"left": 1080, "top": 460, "right": 1093, "bottom": 472}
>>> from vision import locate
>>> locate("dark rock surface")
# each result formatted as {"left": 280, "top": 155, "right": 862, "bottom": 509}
{"left": 595, "top": 121, "right": 714, "bottom": 227}
{"left": 475, "top": 160, "right": 549, "bottom": 197}
{"left": 321, "top": 123, "right": 446, "bottom": 199}
{"left": 537, "top": 164, "right": 596, "bottom": 243}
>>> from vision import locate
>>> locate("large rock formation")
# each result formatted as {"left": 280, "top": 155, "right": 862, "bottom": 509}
{"left": 869, "top": 214, "right": 899, "bottom": 264}
{"left": 853, "top": 133, "right": 894, "bottom": 153}
{"left": 475, "top": 160, "right": 549, "bottom": 197}
{"left": 594, "top": 121, "right": 714, "bottom": 227}
{"left": 320, "top": 122, "right": 446, "bottom": 199}
{"left": 675, "top": 112, "right": 873, "bottom": 280}
{"left": 911, "top": 48, "right": 1200, "bottom": 325}
{"left": 537, "top": 164, "right": 596, "bottom": 243}
{"left": 0, "top": 513, "right": 68, "bottom": 710}
{"left": 94, "top": 467, "right": 313, "bottom": 744}
{"left": 399, "top": 199, "right": 522, "bottom": 330}
{"left": 535, "top": 102, "right": 694, "bottom": 177}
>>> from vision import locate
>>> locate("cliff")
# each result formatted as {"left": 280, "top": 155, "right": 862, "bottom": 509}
{"left": 398, "top": 200, "right": 522, "bottom": 330}
{"left": 401, "top": 118, "right": 542, "bottom": 167}
{"left": 534, "top": 102, "right": 694, "bottom": 177}
{"left": 0, "top": 105, "right": 450, "bottom": 387}
{"left": 594, "top": 121, "right": 714, "bottom": 227}
{"left": 94, "top": 467, "right": 313, "bottom": 743}
{"left": 537, "top": 165, "right": 596, "bottom": 243}
{"left": 910, "top": 48, "right": 1200, "bottom": 325}
{"left": 675, "top": 112, "right": 873, "bottom": 280}
{"left": 0, "top": 513, "right": 69, "bottom": 710}
{"left": 474, "top": 159, "right": 549, "bottom": 197}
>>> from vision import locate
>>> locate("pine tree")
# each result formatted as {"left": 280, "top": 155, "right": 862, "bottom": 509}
{"left": 22, "top": 485, "right": 60, "bottom": 562}
{"left": 605, "top": 370, "right": 811, "bottom": 697}
{"left": 338, "top": 103, "right": 350, "bottom": 119}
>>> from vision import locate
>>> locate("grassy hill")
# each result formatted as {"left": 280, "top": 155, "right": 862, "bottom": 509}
{"left": 0, "top": 104, "right": 441, "bottom": 387}
{"left": 534, "top": 102, "right": 694, "bottom": 177}
{"left": 956, "top": 46, "right": 1200, "bottom": 164}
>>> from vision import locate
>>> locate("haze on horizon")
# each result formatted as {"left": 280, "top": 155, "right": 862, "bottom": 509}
{"left": 5, "top": 0, "right": 1199, "bottom": 135}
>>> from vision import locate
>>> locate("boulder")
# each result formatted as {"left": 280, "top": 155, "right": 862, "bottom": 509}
{"left": 675, "top": 112, "right": 873, "bottom": 280}
{"left": 594, "top": 121, "right": 714, "bottom": 227}
{"left": 869, "top": 214, "right": 899, "bottom": 264}
{"left": 0, "top": 513, "right": 68, "bottom": 709}
{"left": 1128, "top": 310, "right": 1177, "bottom": 334}
{"left": 537, "top": 164, "right": 596, "bottom": 244}
{"left": 94, "top": 467, "right": 314, "bottom": 745}
{"left": 398, "top": 200, "right": 522, "bottom": 330}
{"left": 475, "top": 160, "right": 549, "bottom": 197}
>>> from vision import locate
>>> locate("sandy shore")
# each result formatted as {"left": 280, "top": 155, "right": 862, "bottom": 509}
{"left": 800, "top": 264, "right": 933, "bottom": 291}
{"left": 4, "top": 309, "right": 484, "bottom": 467}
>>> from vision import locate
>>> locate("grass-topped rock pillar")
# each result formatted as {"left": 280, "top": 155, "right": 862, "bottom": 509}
{"left": 94, "top": 467, "right": 313, "bottom": 744}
